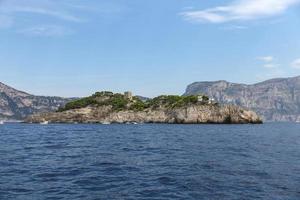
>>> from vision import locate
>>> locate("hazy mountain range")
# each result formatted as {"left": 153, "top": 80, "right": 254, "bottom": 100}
{"left": 0, "top": 82, "right": 73, "bottom": 120}
{"left": 184, "top": 76, "right": 300, "bottom": 122}
{"left": 1, "top": 75, "right": 300, "bottom": 121}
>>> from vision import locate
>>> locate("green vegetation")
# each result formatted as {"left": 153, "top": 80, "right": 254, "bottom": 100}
{"left": 147, "top": 95, "right": 200, "bottom": 108}
{"left": 129, "top": 98, "right": 148, "bottom": 111}
{"left": 202, "top": 95, "right": 209, "bottom": 101}
{"left": 57, "top": 97, "right": 97, "bottom": 112}
{"left": 93, "top": 91, "right": 114, "bottom": 97}
{"left": 58, "top": 92, "right": 130, "bottom": 112}
{"left": 57, "top": 91, "right": 212, "bottom": 112}
{"left": 110, "top": 94, "right": 129, "bottom": 111}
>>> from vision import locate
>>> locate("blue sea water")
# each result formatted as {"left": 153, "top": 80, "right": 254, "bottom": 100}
{"left": 0, "top": 123, "right": 300, "bottom": 200}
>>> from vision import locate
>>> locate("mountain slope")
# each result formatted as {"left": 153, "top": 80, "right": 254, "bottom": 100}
{"left": 184, "top": 76, "right": 300, "bottom": 122}
{"left": 0, "top": 82, "right": 73, "bottom": 120}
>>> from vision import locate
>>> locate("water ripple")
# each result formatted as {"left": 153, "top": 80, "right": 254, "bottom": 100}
{"left": 0, "top": 123, "right": 300, "bottom": 199}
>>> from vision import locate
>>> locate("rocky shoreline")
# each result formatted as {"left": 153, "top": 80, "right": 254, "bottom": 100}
{"left": 25, "top": 91, "right": 262, "bottom": 124}
{"left": 26, "top": 105, "right": 262, "bottom": 124}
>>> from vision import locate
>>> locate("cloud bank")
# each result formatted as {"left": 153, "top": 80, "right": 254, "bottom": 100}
{"left": 181, "top": 0, "right": 300, "bottom": 23}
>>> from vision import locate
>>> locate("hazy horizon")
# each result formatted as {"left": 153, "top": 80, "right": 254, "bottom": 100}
{"left": 3, "top": 74, "right": 300, "bottom": 99}
{"left": 1, "top": 0, "right": 300, "bottom": 97}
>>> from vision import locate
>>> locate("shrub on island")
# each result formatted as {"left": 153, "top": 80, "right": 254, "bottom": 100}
{"left": 57, "top": 92, "right": 212, "bottom": 112}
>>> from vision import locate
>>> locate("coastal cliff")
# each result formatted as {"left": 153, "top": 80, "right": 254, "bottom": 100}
{"left": 184, "top": 76, "right": 300, "bottom": 122}
{"left": 26, "top": 92, "right": 262, "bottom": 124}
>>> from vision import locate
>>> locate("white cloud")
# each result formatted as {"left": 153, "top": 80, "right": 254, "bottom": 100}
{"left": 257, "top": 56, "right": 280, "bottom": 69}
{"left": 0, "top": 0, "right": 84, "bottom": 23}
{"left": 10, "top": 6, "right": 83, "bottom": 22}
{"left": 257, "top": 56, "right": 274, "bottom": 62}
{"left": 221, "top": 25, "right": 248, "bottom": 30}
{"left": 263, "top": 63, "right": 278, "bottom": 68}
{"left": 0, "top": 0, "right": 105, "bottom": 36}
{"left": 181, "top": 0, "right": 300, "bottom": 23}
{"left": 291, "top": 58, "right": 300, "bottom": 69}
{"left": 19, "top": 25, "right": 73, "bottom": 37}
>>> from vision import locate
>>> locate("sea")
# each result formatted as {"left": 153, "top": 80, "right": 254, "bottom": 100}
{"left": 0, "top": 123, "right": 299, "bottom": 200}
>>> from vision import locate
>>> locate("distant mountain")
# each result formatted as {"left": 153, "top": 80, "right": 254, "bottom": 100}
{"left": 184, "top": 76, "right": 300, "bottom": 122}
{"left": 135, "top": 95, "right": 151, "bottom": 102}
{"left": 0, "top": 82, "right": 73, "bottom": 120}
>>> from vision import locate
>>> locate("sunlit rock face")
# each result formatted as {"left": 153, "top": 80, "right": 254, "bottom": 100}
{"left": 26, "top": 104, "right": 262, "bottom": 124}
{"left": 184, "top": 76, "right": 300, "bottom": 122}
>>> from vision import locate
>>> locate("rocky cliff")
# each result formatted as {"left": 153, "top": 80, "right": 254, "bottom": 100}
{"left": 0, "top": 82, "right": 73, "bottom": 120}
{"left": 184, "top": 76, "right": 300, "bottom": 122}
{"left": 26, "top": 92, "right": 262, "bottom": 124}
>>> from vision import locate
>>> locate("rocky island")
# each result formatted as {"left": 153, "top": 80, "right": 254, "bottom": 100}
{"left": 26, "top": 91, "right": 262, "bottom": 124}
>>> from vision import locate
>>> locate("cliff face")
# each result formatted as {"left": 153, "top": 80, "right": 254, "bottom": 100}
{"left": 184, "top": 76, "right": 300, "bottom": 122}
{"left": 26, "top": 92, "right": 262, "bottom": 124}
{"left": 26, "top": 105, "right": 261, "bottom": 124}
{"left": 0, "top": 82, "right": 73, "bottom": 120}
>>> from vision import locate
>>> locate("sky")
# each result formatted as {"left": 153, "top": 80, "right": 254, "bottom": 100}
{"left": 0, "top": 0, "right": 300, "bottom": 97}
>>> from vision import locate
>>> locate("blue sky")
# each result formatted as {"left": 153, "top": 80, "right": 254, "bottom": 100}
{"left": 0, "top": 0, "right": 300, "bottom": 97}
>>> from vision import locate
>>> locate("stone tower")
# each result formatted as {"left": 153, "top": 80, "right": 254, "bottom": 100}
{"left": 124, "top": 91, "right": 133, "bottom": 100}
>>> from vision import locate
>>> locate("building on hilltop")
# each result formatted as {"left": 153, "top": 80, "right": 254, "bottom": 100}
{"left": 124, "top": 91, "right": 133, "bottom": 100}
{"left": 197, "top": 94, "right": 208, "bottom": 102}
{"left": 196, "top": 94, "right": 217, "bottom": 105}
{"left": 197, "top": 95, "right": 204, "bottom": 102}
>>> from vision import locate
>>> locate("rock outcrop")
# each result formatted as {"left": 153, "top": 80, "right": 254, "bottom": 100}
{"left": 184, "top": 76, "right": 300, "bottom": 122}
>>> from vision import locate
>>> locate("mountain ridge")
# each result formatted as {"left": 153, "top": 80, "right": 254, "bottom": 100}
{"left": 184, "top": 75, "right": 300, "bottom": 121}
{"left": 2, "top": 75, "right": 300, "bottom": 121}
{"left": 0, "top": 82, "right": 73, "bottom": 120}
